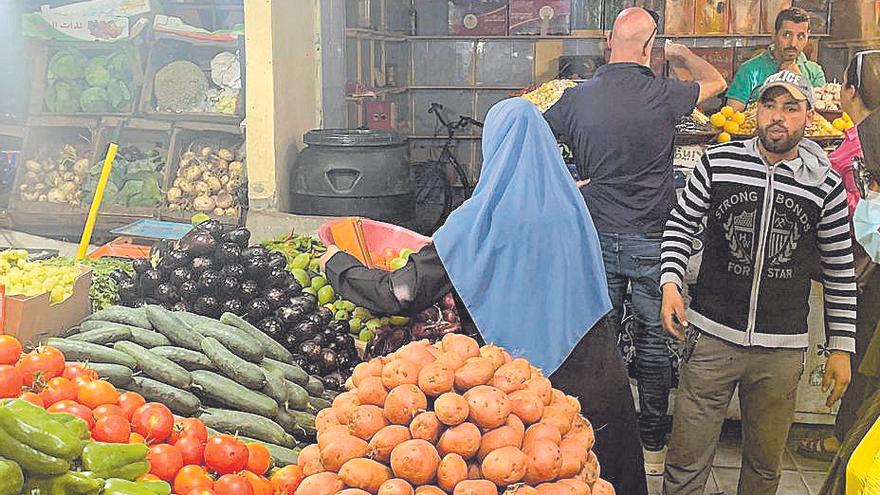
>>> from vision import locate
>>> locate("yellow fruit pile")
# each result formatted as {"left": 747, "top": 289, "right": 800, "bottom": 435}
{"left": 832, "top": 113, "right": 854, "bottom": 132}
{"left": 709, "top": 106, "right": 746, "bottom": 143}
{"left": 521, "top": 80, "right": 578, "bottom": 113}
{"left": 0, "top": 249, "right": 80, "bottom": 303}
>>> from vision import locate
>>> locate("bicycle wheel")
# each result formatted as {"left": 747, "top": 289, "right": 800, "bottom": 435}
{"left": 411, "top": 160, "right": 449, "bottom": 234}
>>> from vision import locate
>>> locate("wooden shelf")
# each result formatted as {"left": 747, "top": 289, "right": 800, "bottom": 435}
{"left": 346, "top": 87, "right": 408, "bottom": 101}
{"left": 346, "top": 28, "right": 408, "bottom": 42}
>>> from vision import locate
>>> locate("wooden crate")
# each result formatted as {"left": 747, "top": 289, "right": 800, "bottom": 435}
{"left": 160, "top": 122, "right": 246, "bottom": 227}
{"left": 139, "top": 37, "right": 243, "bottom": 124}
{"left": 29, "top": 42, "right": 145, "bottom": 118}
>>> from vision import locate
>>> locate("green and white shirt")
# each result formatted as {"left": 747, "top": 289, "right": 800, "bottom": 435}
{"left": 726, "top": 46, "right": 826, "bottom": 105}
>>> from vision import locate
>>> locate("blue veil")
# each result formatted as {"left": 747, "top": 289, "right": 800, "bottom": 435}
{"left": 433, "top": 98, "right": 612, "bottom": 374}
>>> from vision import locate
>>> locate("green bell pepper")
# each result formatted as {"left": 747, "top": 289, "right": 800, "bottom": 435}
{"left": 0, "top": 400, "right": 83, "bottom": 459}
{"left": 81, "top": 443, "right": 148, "bottom": 479}
{"left": 102, "top": 479, "right": 168, "bottom": 495}
{"left": 111, "top": 461, "right": 150, "bottom": 481}
{"left": 52, "top": 413, "right": 92, "bottom": 440}
{"left": 0, "top": 421, "right": 69, "bottom": 475}
{"left": 0, "top": 457, "right": 23, "bottom": 495}
{"left": 22, "top": 471, "right": 103, "bottom": 495}
{"left": 135, "top": 480, "right": 171, "bottom": 495}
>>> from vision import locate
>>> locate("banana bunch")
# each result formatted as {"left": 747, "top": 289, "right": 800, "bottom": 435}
{"left": 521, "top": 79, "right": 578, "bottom": 112}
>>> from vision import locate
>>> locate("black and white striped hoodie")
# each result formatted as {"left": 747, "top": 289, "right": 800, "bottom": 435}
{"left": 661, "top": 138, "right": 857, "bottom": 353}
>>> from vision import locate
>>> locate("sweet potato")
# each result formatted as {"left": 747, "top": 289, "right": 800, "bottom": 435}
{"left": 414, "top": 487, "right": 446, "bottom": 495}
{"left": 353, "top": 358, "right": 384, "bottom": 387}
{"left": 591, "top": 479, "right": 613, "bottom": 495}
{"left": 316, "top": 407, "right": 341, "bottom": 432}
{"left": 509, "top": 390, "right": 545, "bottom": 424}
{"left": 442, "top": 334, "right": 480, "bottom": 360}
{"left": 333, "top": 391, "right": 362, "bottom": 425}
{"left": 453, "top": 480, "right": 498, "bottom": 495}
{"left": 318, "top": 424, "right": 354, "bottom": 450}
{"left": 382, "top": 357, "right": 422, "bottom": 389}
{"left": 480, "top": 446, "right": 528, "bottom": 486}
{"left": 378, "top": 479, "right": 415, "bottom": 495}
{"left": 358, "top": 376, "right": 390, "bottom": 406}
{"left": 523, "top": 423, "right": 562, "bottom": 452}
{"left": 437, "top": 453, "right": 468, "bottom": 492}
{"left": 504, "top": 485, "right": 538, "bottom": 495}
{"left": 479, "top": 345, "right": 507, "bottom": 370}
{"left": 436, "top": 351, "right": 466, "bottom": 371}
{"left": 437, "top": 422, "right": 482, "bottom": 459}
{"left": 419, "top": 362, "right": 456, "bottom": 397}
{"left": 524, "top": 377, "right": 553, "bottom": 406}
{"left": 477, "top": 425, "right": 522, "bottom": 461}
{"left": 350, "top": 404, "right": 390, "bottom": 441}
{"left": 454, "top": 357, "right": 496, "bottom": 391}
{"left": 340, "top": 458, "right": 394, "bottom": 494}
{"left": 541, "top": 405, "right": 574, "bottom": 436}
{"left": 564, "top": 416, "right": 595, "bottom": 451}
{"left": 369, "top": 425, "right": 412, "bottom": 463}
{"left": 384, "top": 384, "right": 428, "bottom": 425}
{"left": 410, "top": 411, "right": 443, "bottom": 444}
{"left": 507, "top": 413, "right": 525, "bottom": 438}
{"left": 298, "top": 444, "right": 324, "bottom": 476}
{"left": 435, "top": 392, "right": 469, "bottom": 426}
{"left": 558, "top": 440, "right": 587, "bottom": 479}
{"left": 339, "top": 490, "right": 372, "bottom": 495}
{"left": 390, "top": 439, "right": 441, "bottom": 485}
{"left": 557, "top": 479, "right": 590, "bottom": 495}
{"left": 320, "top": 434, "right": 370, "bottom": 472}
{"left": 491, "top": 358, "right": 532, "bottom": 394}
{"left": 294, "top": 472, "right": 343, "bottom": 495}
{"left": 398, "top": 341, "right": 438, "bottom": 367}
{"left": 523, "top": 440, "right": 562, "bottom": 485}
{"left": 535, "top": 483, "right": 571, "bottom": 495}
{"left": 577, "top": 451, "right": 600, "bottom": 485}
{"left": 464, "top": 385, "right": 511, "bottom": 430}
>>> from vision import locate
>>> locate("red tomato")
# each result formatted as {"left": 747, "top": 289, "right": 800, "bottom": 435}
{"left": 184, "top": 489, "right": 216, "bottom": 495}
{"left": 47, "top": 400, "right": 95, "bottom": 428}
{"left": 17, "top": 346, "right": 65, "bottom": 386}
{"left": 148, "top": 443, "right": 185, "bottom": 481}
{"left": 214, "top": 474, "right": 253, "bottom": 495}
{"left": 18, "top": 391, "right": 44, "bottom": 408}
{"left": 169, "top": 418, "right": 208, "bottom": 444}
{"left": 71, "top": 376, "right": 93, "bottom": 389}
{"left": 92, "top": 415, "right": 131, "bottom": 443}
{"left": 0, "top": 364, "right": 23, "bottom": 399}
{"left": 174, "top": 436, "right": 205, "bottom": 466}
{"left": 93, "top": 404, "right": 125, "bottom": 419}
{"left": 62, "top": 364, "right": 97, "bottom": 381}
{"left": 0, "top": 336, "right": 22, "bottom": 365}
{"left": 39, "top": 377, "right": 78, "bottom": 406}
{"left": 245, "top": 443, "right": 271, "bottom": 475}
{"left": 131, "top": 403, "right": 174, "bottom": 444}
{"left": 240, "top": 471, "right": 272, "bottom": 495}
{"left": 77, "top": 380, "right": 119, "bottom": 409}
{"left": 117, "top": 392, "right": 146, "bottom": 420}
{"left": 174, "top": 465, "right": 214, "bottom": 494}
{"left": 204, "top": 435, "right": 249, "bottom": 475}
{"left": 270, "top": 466, "right": 304, "bottom": 495}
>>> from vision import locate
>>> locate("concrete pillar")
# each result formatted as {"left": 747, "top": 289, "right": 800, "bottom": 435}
{"left": 244, "top": 0, "right": 323, "bottom": 212}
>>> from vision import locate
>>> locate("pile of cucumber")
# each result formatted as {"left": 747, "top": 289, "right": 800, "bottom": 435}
{"left": 49, "top": 304, "right": 337, "bottom": 466}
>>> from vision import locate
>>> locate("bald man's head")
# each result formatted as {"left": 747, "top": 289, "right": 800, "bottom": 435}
{"left": 608, "top": 7, "right": 657, "bottom": 65}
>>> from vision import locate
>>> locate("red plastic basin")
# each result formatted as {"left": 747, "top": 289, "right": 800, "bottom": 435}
{"left": 318, "top": 218, "right": 431, "bottom": 267}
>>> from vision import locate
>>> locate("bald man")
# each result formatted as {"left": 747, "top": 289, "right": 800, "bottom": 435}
{"left": 544, "top": 7, "right": 727, "bottom": 479}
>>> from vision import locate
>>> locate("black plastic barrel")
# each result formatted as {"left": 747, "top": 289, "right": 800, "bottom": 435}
{"left": 288, "top": 130, "right": 413, "bottom": 223}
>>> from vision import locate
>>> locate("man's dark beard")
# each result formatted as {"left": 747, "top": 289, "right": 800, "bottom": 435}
{"left": 757, "top": 123, "right": 805, "bottom": 154}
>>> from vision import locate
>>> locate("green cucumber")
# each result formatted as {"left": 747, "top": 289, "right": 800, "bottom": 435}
{"left": 198, "top": 408, "right": 296, "bottom": 447}
{"left": 284, "top": 381, "right": 309, "bottom": 411}
{"left": 83, "top": 306, "right": 151, "bottom": 329}
{"left": 127, "top": 327, "right": 171, "bottom": 348}
{"left": 305, "top": 375, "right": 324, "bottom": 397}
{"left": 261, "top": 365, "right": 288, "bottom": 405}
{"left": 84, "top": 363, "right": 133, "bottom": 387}
{"left": 191, "top": 370, "right": 278, "bottom": 418}
{"left": 68, "top": 326, "right": 132, "bottom": 345}
{"left": 276, "top": 409, "right": 316, "bottom": 437}
{"left": 200, "top": 337, "right": 266, "bottom": 389}
{"left": 150, "top": 347, "right": 216, "bottom": 371}
{"left": 237, "top": 437, "right": 300, "bottom": 467}
{"left": 45, "top": 339, "right": 136, "bottom": 368}
{"left": 113, "top": 341, "right": 192, "bottom": 389}
{"left": 262, "top": 358, "right": 309, "bottom": 386}
{"left": 191, "top": 322, "right": 265, "bottom": 363}
{"left": 220, "top": 312, "right": 292, "bottom": 362}
{"left": 126, "top": 377, "right": 201, "bottom": 416}
{"left": 174, "top": 312, "right": 217, "bottom": 328}
{"left": 144, "top": 305, "right": 204, "bottom": 351}
{"left": 308, "top": 395, "right": 331, "bottom": 412}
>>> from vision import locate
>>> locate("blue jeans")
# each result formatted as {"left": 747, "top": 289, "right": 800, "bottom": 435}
{"left": 599, "top": 232, "right": 671, "bottom": 451}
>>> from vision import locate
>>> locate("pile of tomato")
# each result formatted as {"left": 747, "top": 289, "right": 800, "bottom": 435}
{"left": 0, "top": 335, "right": 306, "bottom": 495}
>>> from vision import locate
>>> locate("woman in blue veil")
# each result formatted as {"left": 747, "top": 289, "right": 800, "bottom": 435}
{"left": 323, "top": 98, "right": 647, "bottom": 494}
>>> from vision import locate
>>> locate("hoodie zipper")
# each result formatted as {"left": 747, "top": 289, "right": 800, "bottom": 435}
{"left": 745, "top": 163, "right": 776, "bottom": 344}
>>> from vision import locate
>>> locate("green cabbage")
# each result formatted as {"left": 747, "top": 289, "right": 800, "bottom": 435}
{"left": 106, "top": 50, "right": 133, "bottom": 80}
{"left": 80, "top": 87, "right": 110, "bottom": 113}
{"left": 107, "top": 79, "right": 132, "bottom": 111}
{"left": 85, "top": 56, "right": 111, "bottom": 87}
{"left": 44, "top": 80, "right": 84, "bottom": 113}
{"left": 47, "top": 49, "right": 87, "bottom": 82}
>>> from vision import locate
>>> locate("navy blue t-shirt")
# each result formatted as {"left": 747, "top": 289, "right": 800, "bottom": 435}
{"left": 544, "top": 63, "right": 699, "bottom": 233}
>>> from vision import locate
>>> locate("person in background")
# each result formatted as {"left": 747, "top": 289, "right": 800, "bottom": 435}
{"left": 660, "top": 71, "right": 855, "bottom": 495}
{"left": 321, "top": 98, "right": 649, "bottom": 495}
{"left": 799, "top": 50, "right": 880, "bottom": 462}
{"left": 543, "top": 7, "right": 727, "bottom": 474}
{"left": 727, "top": 7, "right": 826, "bottom": 112}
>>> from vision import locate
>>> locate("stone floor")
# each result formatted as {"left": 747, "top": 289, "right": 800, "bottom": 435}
{"left": 647, "top": 421, "right": 834, "bottom": 494}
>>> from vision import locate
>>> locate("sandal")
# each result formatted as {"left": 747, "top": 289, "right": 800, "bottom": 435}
{"left": 796, "top": 436, "right": 839, "bottom": 462}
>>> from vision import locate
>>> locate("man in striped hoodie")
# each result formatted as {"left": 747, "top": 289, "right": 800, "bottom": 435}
{"left": 660, "top": 70, "right": 856, "bottom": 495}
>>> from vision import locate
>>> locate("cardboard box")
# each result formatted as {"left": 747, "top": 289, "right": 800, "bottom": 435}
{"left": 831, "top": 0, "right": 880, "bottom": 39}
{"left": 695, "top": 0, "right": 730, "bottom": 33}
{"left": 665, "top": 0, "right": 696, "bottom": 34}
{"left": 509, "top": 0, "right": 573, "bottom": 35}
{"left": 730, "top": 0, "right": 762, "bottom": 34}
{"left": 449, "top": 0, "right": 509, "bottom": 35}
{"left": 2, "top": 266, "right": 92, "bottom": 346}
